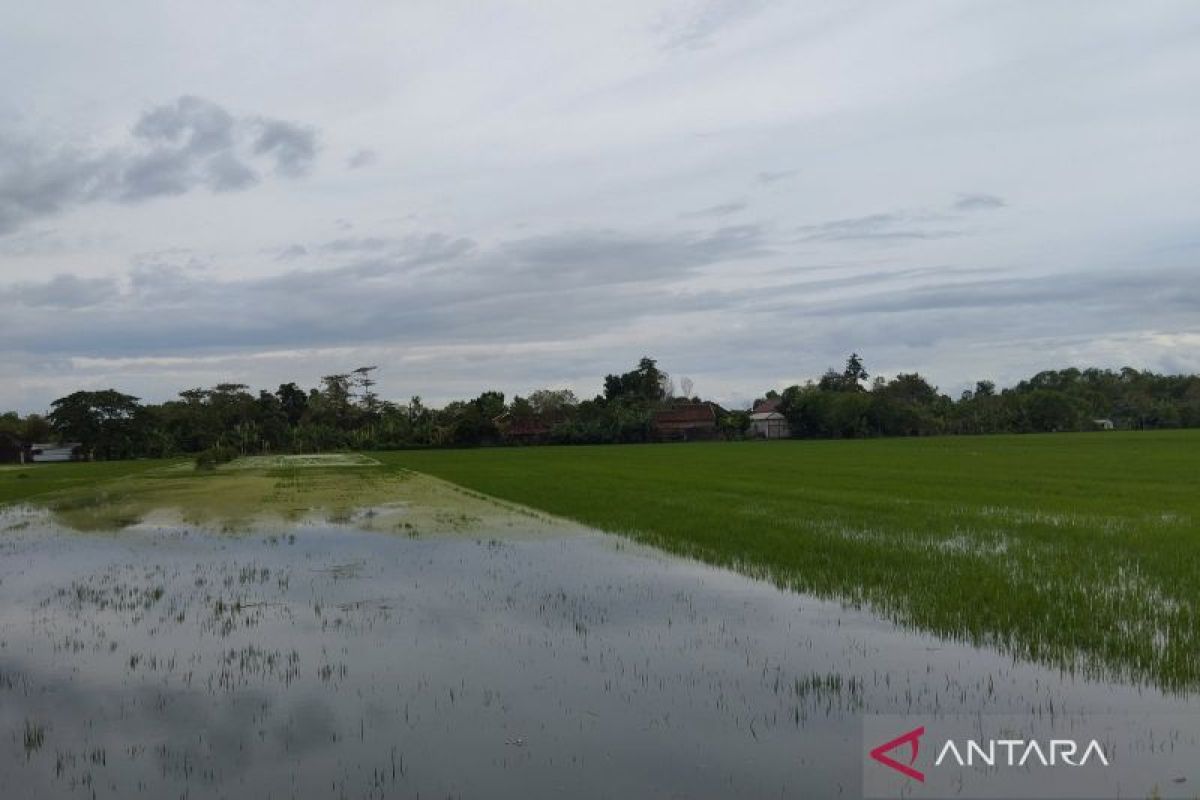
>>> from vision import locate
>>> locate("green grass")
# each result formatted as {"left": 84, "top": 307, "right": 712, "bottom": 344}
{"left": 379, "top": 431, "right": 1200, "bottom": 691}
{"left": 0, "top": 460, "right": 170, "bottom": 506}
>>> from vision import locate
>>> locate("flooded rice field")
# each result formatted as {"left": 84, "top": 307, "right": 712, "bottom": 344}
{"left": 1, "top": 472, "right": 1196, "bottom": 798}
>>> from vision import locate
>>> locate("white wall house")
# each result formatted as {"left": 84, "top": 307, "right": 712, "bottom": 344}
{"left": 749, "top": 411, "right": 790, "bottom": 439}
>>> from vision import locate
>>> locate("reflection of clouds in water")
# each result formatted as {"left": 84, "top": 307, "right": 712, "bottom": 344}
{"left": 273, "top": 697, "right": 339, "bottom": 756}
{"left": 0, "top": 521, "right": 1196, "bottom": 798}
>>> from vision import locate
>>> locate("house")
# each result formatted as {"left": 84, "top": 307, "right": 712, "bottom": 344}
{"left": 29, "top": 442, "right": 83, "bottom": 462}
{"left": 749, "top": 411, "right": 790, "bottom": 439}
{"left": 0, "top": 432, "right": 29, "bottom": 464}
{"left": 1092, "top": 418, "right": 1115, "bottom": 431}
{"left": 653, "top": 403, "right": 719, "bottom": 441}
{"left": 747, "top": 397, "right": 790, "bottom": 439}
{"left": 494, "top": 413, "right": 558, "bottom": 444}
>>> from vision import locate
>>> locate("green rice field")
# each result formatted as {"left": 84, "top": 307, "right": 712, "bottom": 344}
{"left": 381, "top": 431, "right": 1200, "bottom": 691}
{"left": 3, "top": 430, "right": 1198, "bottom": 691}
{"left": 3, "top": 431, "right": 1199, "bottom": 796}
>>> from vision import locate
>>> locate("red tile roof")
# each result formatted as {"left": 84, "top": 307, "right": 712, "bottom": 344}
{"left": 753, "top": 397, "right": 782, "bottom": 414}
{"left": 653, "top": 404, "right": 717, "bottom": 425}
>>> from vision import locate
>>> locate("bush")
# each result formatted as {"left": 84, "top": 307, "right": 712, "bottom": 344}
{"left": 194, "top": 444, "right": 239, "bottom": 471}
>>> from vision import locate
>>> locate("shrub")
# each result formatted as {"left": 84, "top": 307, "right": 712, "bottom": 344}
{"left": 194, "top": 444, "right": 239, "bottom": 471}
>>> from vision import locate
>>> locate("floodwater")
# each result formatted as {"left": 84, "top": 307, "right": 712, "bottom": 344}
{"left": 0, "top": 483, "right": 1196, "bottom": 798}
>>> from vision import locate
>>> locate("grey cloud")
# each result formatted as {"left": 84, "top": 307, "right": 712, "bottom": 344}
{"left": 498, "top": 225, "right": 767, "bottom": 286}
{"left": 796, "top": 213, "right": 961, "bottom": 243}
{"left": 323, "top": 234, "right": 476, "bottom": 282}
{"left": 757, "top": 169, "right": 798, "bottom": 184}
{"left": 658, "top": 0, "right": 769, "bottom": 51}
{"left": 6, "top": 273, "right": 118, "bottom": 309}
{"left": 346, "top": 149, "right": 378, "bottom": 169}
{"left": 275, "top": 244, "right": 308, "bottom": 261}
{"left": 0, "top": 97, "right": 317, "bottom": 233}
{"left": 681, "top": 201, "right": 746, "bottom": 218}
{"left": 319, "top": 236, "right": 394, "bottom": 254}
{"left": 206, "top": 152, "right": 259, "bottom": 192}
{"left": 117, "top": 149, "right": 196, "bottom": 200}
{"left": 133, "top": 95, "right": 235, "bottom": 153}
{"left": 1, "top": 224, "right": 766, "bottom": 358}
{"left": 119, "top": 96, "right": 260, "bottom": 201}
{"left": 271, "top": 233, "right": 473, "bottom": 272}
{"left": 252, "top": 119, "right": 317, "bottom": 177}
{"left": 0, "top": 134, "right": 106, "bottom": 235}
{"left": 954, "top": 193, "right": 1006, "bottom": 211}
{"left": 789, "top": 268, "right": 1194, "bottom": 319}
{"left": 4, "top": 238, "right": 1194, "bottom": 416}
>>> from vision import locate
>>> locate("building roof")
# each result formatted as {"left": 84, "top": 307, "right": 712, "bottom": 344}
{"left": 654, "top": 403, "right": 717, "bottom": 425}
{"left": 749, "top": 411, "right": 786, "bottom": 421}
{"left": 753, "top": 397, "right": 782, "bottom": 414}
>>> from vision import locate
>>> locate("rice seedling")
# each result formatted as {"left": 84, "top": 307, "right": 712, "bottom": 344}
{"left": 381, "top": 431, "right": 1200, "bottom": 690}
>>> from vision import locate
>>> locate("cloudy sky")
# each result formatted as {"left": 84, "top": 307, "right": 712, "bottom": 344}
{"left": 2, "top": 2, "right": 1198, "bottom": 412}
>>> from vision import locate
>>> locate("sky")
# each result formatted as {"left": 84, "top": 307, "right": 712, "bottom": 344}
{"left": 1, "top": 1, "right": 1198, "bottom": 413}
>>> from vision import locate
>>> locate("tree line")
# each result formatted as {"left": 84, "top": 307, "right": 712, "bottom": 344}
{"left": 2, "top": 355, "right": 1198, "bottom": 462}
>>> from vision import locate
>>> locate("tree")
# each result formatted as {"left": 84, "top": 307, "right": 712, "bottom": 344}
{"left": 871, "top": 373, "right": 942, "bottom": 436}
{"left": 1023, "top": 390, "right": 1082, "bottom": 432}
{"left": 316, "top": 374, "right": 355, "bottom": 429}
{"left": 604, "top": 357, "right": 668, "bottom": 404}
{"left": 816, "top": 354, "right": 869, "bottom": 393}
{"left": 528, "top": 389, "right": 577, "bottom": 416}
{"left": 718, "top": 409, "right": 750, "bottom": 439}
{"left": 47, "top": 390, "right": 143, "bottom": 460}
{"left": 351, "top": 366, "right": 380, "bottom": 414}
{"left": 843, "top": 353, "right": 869, "bottom": 389}
{"left": 21, "top": 414, "right": 49, "bottom": 442}
{"left": 276, "top": 382, "right": 308, "bottom": 427}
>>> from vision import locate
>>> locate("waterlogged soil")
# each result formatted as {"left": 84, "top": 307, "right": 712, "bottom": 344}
{"left": 1, "top": 467, "right": 1197, "bottom": 798}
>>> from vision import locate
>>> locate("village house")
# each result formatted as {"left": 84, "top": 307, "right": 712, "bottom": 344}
{"left": 749, "top": 398, "right": 790, "bottom": 439}
{"left": 652, "top": 403, "right": 720, "bottom": 441}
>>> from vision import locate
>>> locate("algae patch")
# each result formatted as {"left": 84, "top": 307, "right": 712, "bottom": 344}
{"left": 31, "top": 457, "right": 574, "bottom": 536}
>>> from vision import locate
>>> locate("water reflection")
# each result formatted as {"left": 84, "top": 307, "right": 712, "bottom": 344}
{"left": 0, "top": 504, "right": 1195, "bottom": 798}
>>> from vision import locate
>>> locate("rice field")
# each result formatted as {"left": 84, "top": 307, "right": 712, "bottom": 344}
{"left": 381, "top": 431, "right": 1200, "bottom": 691}
{"left": 1, "top": 434, "right": 1198, "bottom": 796}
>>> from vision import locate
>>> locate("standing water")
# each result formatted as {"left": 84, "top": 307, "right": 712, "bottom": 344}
{"left": 0, "top": 472, "right": 1195, "bottom": 798}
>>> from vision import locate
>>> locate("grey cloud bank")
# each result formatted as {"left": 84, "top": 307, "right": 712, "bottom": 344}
{"left": 1, "top": 2, "right": 1198, "bottom": 411}
{"left": 0, "top": 96, "right": 315, "bottom": 235}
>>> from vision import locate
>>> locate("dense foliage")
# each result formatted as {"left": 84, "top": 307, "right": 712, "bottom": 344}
{"left": 3, "top": 355, "right": 1198, "bottom": 459}
{"left": 774, "top": 356, "right": 1200, "bottom": 439}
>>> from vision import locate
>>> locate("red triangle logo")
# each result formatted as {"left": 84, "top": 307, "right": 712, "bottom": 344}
{"left": 869, "top": 725, "right": 926, "bottom": 782}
